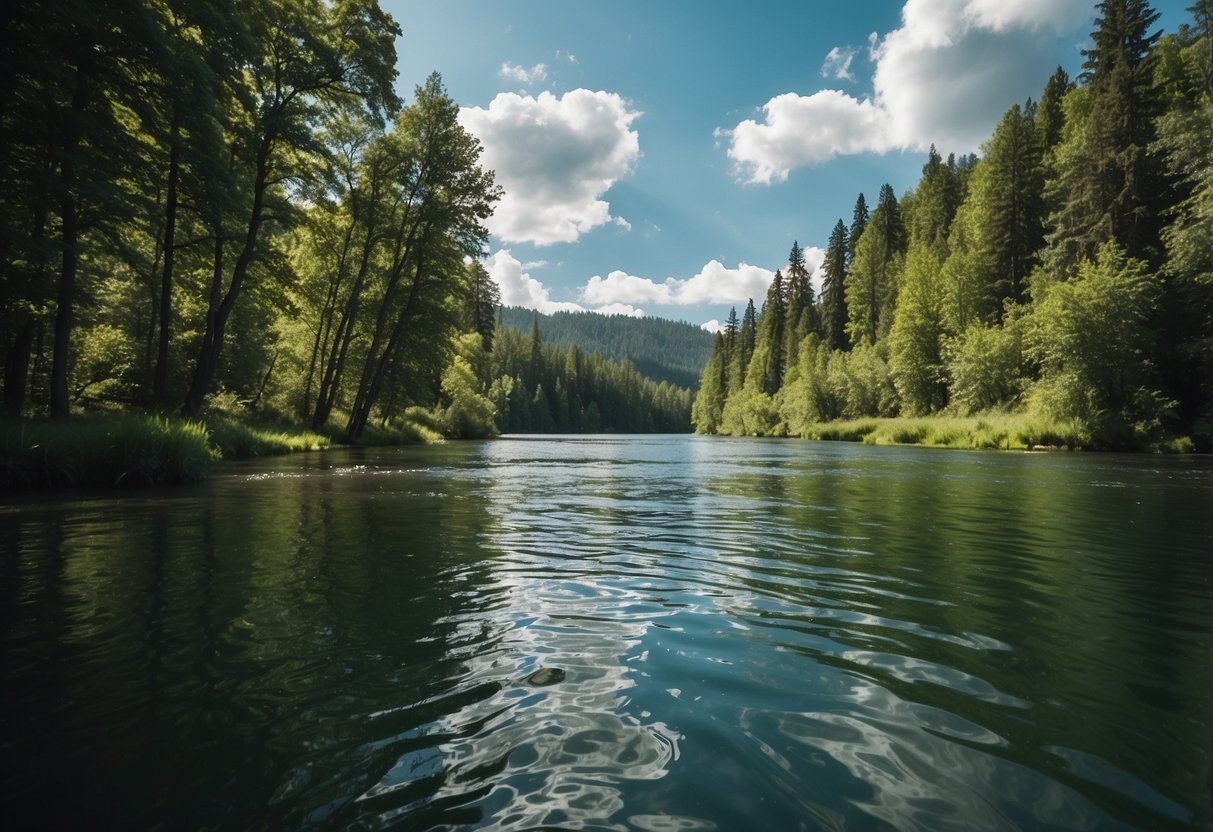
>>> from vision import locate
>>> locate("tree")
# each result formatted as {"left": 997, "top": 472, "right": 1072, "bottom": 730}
{"left": 820, "top": 220, "right": 850, "bottom": 350}
{"left": 888, "top": 244, "right": 948, "bottom": 415}
{"left": 1044, "top": 0, "right": 1164, "bottom": 274}
{"left": 848, "top": 193, "right": 869, "bottom": 264}
{"left": 784, "top": 241, "right": 814, "bottom": 367}
{"left": 182, "top": 0, "right": 402, "bottom": 417}
{"left": 845, "top": 184, "right": 905, "bottom": 345}
{"left": 977, "top": 101, "right": 1047, "bottom": 311}
{"left": 1027, "top": 242, "right": 1168, "bottom": 445}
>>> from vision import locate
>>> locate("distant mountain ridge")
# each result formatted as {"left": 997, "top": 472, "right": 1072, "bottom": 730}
{"left": 498, "top": 307, "right": 714, "bottom": 390}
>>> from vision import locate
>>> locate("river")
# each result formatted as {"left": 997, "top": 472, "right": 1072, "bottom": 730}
{"left": 1, "top": 435, "right": 1210, "bottom": 830}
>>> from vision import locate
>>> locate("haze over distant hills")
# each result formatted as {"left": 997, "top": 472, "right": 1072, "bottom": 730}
{"left": 498, "top": 308, "right": 714, "bottom": 390}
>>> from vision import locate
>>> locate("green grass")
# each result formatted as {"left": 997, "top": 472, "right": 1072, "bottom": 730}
{"left": 796, "top": 413, "right": 1095, "bottom": 451}
{"left": 205, "top": 417, "right": 330, "bottom": 458}
{"left": 1, "top": 414, "right": 214, "bottom": 488}
{"left": 351, "top": 407, "right": 445, "bottom": 446}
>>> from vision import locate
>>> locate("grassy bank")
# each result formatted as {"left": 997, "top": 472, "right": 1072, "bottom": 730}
{"left": 793, "top": 413, "right": 1196, "bottom": 452}
{"left": 1, "top": 415, "right": 216, "bottom": 488}
{"left": 0, "top": 408, "right": 455, "bottom": 490}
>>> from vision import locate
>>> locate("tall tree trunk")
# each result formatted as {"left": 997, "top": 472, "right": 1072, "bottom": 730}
{"left": 312, "top": 196, "right": 401, "bottom": 430}
{"left": 3, "top": 317, "right": 35, "bottom": 417}
{"left": 346, "top": 247, "right": 430, "bottom": 439}
{"left": 153, "top": 115, "right": 180, "bottom": 408}
{"left": 50, "top": 63, "right": 90, "bottom": 419}
{"left": 182, "top": 137, "right": 270, "bottom": 417}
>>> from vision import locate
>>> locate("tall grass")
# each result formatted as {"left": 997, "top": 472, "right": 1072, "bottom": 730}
{"left": 795, "top": 413, "right": 1095, "bottom": 451}
{"left": 1, "top": 415, "right": 214, "bottom": 488}
{"left": 205, "top": 417, "right": 330, "bottom": 458}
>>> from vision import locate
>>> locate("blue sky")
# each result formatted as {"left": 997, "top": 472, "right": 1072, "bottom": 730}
{"left": 385, "top": 1, "right": 1188, "bottom": 331}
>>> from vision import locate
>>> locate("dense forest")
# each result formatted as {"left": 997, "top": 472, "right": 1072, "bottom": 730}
{"left": 693, "top": 1, "right": 1213, "bottom": 451}
{"left": 0, "top": 0, "right": 690, "bottom": 441}
{"left": 498, "top": 307, "right": 714, "bottom": 390}
{"left": 463, "top": 319, "right": 692, "bottom": 435}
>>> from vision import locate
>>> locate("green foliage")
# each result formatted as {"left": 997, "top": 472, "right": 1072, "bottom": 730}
{"left": 889, "top": 245, "right": 948, "bottom": 415}
{"left": 1026, "top": 243, "right": 1170, "bottom": 446}
{"left": 436, "top": 334, "right": 497, "bottom": 439}
{"left": 497, "top": 307, "right": 714, "bottom": 390}
{"left": 945, "top": 316, "right": 1028, "bottom": 415}
{"left": 490, "top": 324, "right": 693, "bottom": 433}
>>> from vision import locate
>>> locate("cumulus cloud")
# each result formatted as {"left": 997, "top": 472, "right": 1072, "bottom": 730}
{"left": 581, "top": 260, "right": 786, "bottom": 308}
{"left": 499, "top": 62, "right": 547, "bottom": 85}
{"left": 485, "top": 250, "right": 646, "bottom": 317}
{"left": 579, "top": 247, "right": 826, "bottom": 311}
{"left": 821, "top": 46, "right": 858, "bottom": 81}
{"left": 485, "top": 250, "right": 586, "bottom": 315}
{"left": 726, "top": 0, "right": 1091, "bottom": 183}
{"left": 460, "top": 90, "right": 640, "bottom": 245}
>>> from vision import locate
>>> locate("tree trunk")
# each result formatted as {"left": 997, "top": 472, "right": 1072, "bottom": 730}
{"left": 50, "top": 64, "right": 90, "bottom": 419}
{"left": 182, "top": 136, "right": 271, "bottom": 417}
{"left": 3, "top": 317, "right": 36, "bottom": 417}
{"left": 153, "top": 116, "right": 180, "bottom": 408}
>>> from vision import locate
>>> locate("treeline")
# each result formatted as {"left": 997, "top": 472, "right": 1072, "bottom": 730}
{"left": 443, "top": 319, "right": 693, "bottom": 436}
{"left": 0, "top": 0, "right": 504, "bottom": 440}
{"left": 497, "top": 307, "right": 715, "bottom": 390}
{"left": 694, "top": 0, "right": 1212, "bottom": 451}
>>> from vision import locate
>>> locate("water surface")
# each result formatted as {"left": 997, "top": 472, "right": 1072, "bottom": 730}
{"left": 1, "top": 436, "right": 1210, "bottom": 830}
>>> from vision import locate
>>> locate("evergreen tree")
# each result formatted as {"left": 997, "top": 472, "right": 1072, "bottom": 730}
{"left": 1037, "top": 66, "right": 1072, "bottom": 151}
{"left": 845, "top": 184, "right": 905, "bottom": 345}
{"left": 908, "top": 145, "right": 962, "bottom": 255}
{"left": 1045, "top": 0, "right": 1164, "bottom": 273}
{"left": 755, "top": 270, "right": 786, "bottom": 394}
{"left": 820, "top": 220, "right": 850, "bottom": 350}
{"left": 784, "top": 241, "right": 813, "bottom": 369}
{"left": 979, "top": 101, "right": 1047, "bottom": 310}
{"left": 849, "top": 193, "right": 869, "bottom": 264}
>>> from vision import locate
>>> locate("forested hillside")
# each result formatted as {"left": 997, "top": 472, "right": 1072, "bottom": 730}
{"left": 498, "top": 308, "right": 713, "bottom": 390}
{"left": 693, "top": 1, "right": 1213, "bottom": 452}
{"left": 465, "top": 321, "right": 692, "bottom": 434}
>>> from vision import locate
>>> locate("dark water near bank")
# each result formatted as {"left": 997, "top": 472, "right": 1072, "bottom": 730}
{"left": 1, "top": 436, "right": 1211, "bottom": 830}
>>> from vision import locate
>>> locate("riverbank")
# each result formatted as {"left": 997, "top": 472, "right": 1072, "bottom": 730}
{"left": 0, "top": 412, "right": 445, "bottom": 490}
{"left": 782, "top": 413, "right": 1198, "bottom": 453}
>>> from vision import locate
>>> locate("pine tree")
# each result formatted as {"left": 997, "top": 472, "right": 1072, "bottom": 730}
{"left": 980, "top": 101, "right": 1047, "bottom": 310}
{"left": 849, "top": 193, "right": 869, "bottom": 265}
{"left": 845, "top": 184, "right": 905, "bottom": 345}
{"left": 784, "top": 241, "right": 814, "bottom": 370}
{"left": 820, "top": 220, "right": 850, "bottom": 351}
{"left": 1045, "top": 0, "right": 1164, "bottom": 273}
{"left": 1037, "top": 66, "right": 1072, "bottom": 151}
{"left": 755, "top": 270, "right": 786, "bottom": 394}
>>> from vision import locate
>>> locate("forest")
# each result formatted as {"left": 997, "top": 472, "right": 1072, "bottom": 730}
{"left": 497, "top": 307, "right": 714, "bottom": 391}
{"left": 693, "top": 1, "right": 1213, "bottom": 452}
{"left": 693, "top": 0, "right": 1213, "bottom": 453}
{"left": 3, "top": 0, "right": 1210, "bottom": 468}
{"left": 0, "top": 0, "right": 691, "bottom": 461}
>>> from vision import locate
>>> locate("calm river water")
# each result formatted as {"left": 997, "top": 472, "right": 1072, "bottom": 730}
{"left": 1, "top": 436, "right": 1210, "bottom": 830}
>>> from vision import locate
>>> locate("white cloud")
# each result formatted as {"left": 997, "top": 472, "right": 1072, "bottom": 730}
{"left": 499, "top": 62, "right": 548, "bottom": 86}
{"left": 581, "top": 260, "right": 781, "bottom": 308}
{"left": 725, "top": 0, "right": 1091, "bottom": 184}
{"left": 485, "top": 250, "right": 645, "bottom": 317}
{"left": 594, "top": 303, "right": 645, "bottom": 318}
{"left": 485, "top": 250, "right": 585, "bottom": 315}
{"left": 701, "top": 320, "right": 724, "bottom": 334}
{"left": 821, "top": 46, "right": 857, "bottom": 81}
{"left": 460, "top": 90, "right": 640, "bottom": 246}
{"left": 579, "top": 247, "right": 827, "bottom": 310}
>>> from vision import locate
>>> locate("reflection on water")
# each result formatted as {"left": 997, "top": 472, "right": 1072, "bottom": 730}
{"left": 0, "top": 436, "right": 1210, "bottom": 830}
